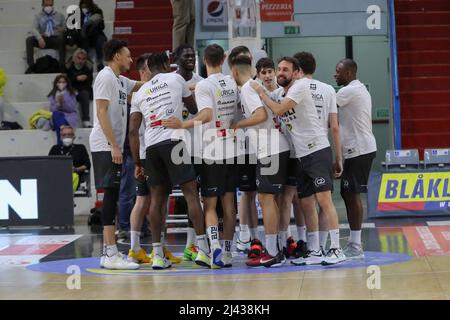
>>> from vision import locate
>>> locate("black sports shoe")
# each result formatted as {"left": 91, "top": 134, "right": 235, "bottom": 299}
{"left": 295, "top": 240, "right": 308, "bottom": 258}
{"left": 261, "top": 251, "right": 286, "bottom": 268}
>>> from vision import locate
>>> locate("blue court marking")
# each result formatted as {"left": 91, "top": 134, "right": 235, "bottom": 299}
{"left": 27, "top": 251, "right": 412, "bottom": 276}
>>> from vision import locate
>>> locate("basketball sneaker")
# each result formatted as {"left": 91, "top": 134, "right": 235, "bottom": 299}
{"left": 103, "top": 252, "right": 140, "bottom": 270}
{"left": 194, "top": 249, "right": 210, "bottom": 268}
{"left": 152, "top": 254, "right": 172, "bottom": 270}
{"left": 294, "top": 240, "right": 308, "bottom": 258}
{"left": 285, "top": 236, "right": 297, "bottom": 258}
{"left": 127, "top": 248, "right": 151, "bottom": 264}
{"left": 248, "top": 239, "right": 263, "bottom": 259}
{"left": 236, "top": 237, "right": 251, "bottom": 253}
{"left": 100, "top": 255, "right": 105, "bottom": 268}
{"left": 183, "top": 244, "right": 199, "bottom": 261}
{"left": 262, "top": 251, "right": 286, "bottom": 268}
{"left": 164, "top": 247, "right": 182, "bottom": 264}
{"left": 211, "top": 247, "right": 224, "bottom": 269}
{"left": 291, "top": 250, "right": 324, "bottom": 266}
{"left": 343, "top": 242, "right": 365, "bottom": 260}
{"left": 222, "top": 252, "right": 233, "bottom": 268}
{"left": 322, "top": 248, "right": 346, "bottom": 265}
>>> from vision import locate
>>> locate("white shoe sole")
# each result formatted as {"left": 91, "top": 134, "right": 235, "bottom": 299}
{"left": 103, "top": 263, "right": 139, "bottom": 270}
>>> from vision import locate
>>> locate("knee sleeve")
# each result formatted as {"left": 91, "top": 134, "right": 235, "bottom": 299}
{"left": 101, "top": 188, "right": 119, "bottom": 226}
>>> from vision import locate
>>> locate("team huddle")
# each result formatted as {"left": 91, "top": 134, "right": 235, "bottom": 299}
{"left": 89, "top": 39, "right": 377, "bottom": 270}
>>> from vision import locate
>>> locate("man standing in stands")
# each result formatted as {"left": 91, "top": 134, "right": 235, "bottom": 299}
{"left": 335, "top": 58, "right": 377, "bottom": 259}
{"left": 26, "top": 0, "right": 66, "bottom": 70}
{"left": 170, "top": 0, "right": 195, "bottom": 51}
{"left": 89, "top": 39, "right": 143, "bottom": 270}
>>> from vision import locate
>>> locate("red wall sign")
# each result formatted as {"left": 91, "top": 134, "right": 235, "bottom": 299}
{"left": 260, "top": 0, "right": 294, "bottom": 22}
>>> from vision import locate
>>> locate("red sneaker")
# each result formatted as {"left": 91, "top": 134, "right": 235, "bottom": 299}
{"left": 248, "top": 239, "right": 263, "bottom": 259}
{"left": 246, "top": 251, "right": 270, "bottom": 267}
{"left": 286, "top": 236, "right": 297, "bottom": 258}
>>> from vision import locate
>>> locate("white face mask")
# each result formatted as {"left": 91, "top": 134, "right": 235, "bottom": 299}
{"left": 62, "top": 138, "right": 73, "bottom": 147}
{"left": 57, "top": 83, "right": 67, "bottom": 91}
{"left": 43, "top": 6, "right": 53, "bottom": 14}
{"left": 82, "top": 8, "right": 89, "bottom": 15}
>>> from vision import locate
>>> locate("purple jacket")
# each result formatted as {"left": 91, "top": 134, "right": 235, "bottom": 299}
{"left": 49, "top": 90, "right": 78, "bottom": 128}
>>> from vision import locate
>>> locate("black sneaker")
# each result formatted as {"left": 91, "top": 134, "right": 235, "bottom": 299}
{"left": 262, "top": 251, "right": 286, "bottom": 268}
{"left": 295, "top": 240, "right": 308, "bottom": 258}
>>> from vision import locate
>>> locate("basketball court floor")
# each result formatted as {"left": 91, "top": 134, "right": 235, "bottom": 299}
{"left": 1, "top": 193, "right": 450, "bottom": 300}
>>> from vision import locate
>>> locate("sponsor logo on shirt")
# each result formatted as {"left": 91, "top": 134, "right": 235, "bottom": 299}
{"left": 215, "top": 88, "right": 235, "bottom": 99}
{"left": 145, "top": 82, "right": 169, "bottom": 96}
{"left": 310, "top": 83, "right": 316, "bottom": 90}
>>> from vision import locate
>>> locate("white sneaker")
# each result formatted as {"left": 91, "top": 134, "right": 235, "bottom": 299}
{"left": 343, "top": 242, "right": 365, "bottom": 260}
{"left": 222, "top": 252, "right": 233, "bottom": 268}
{"left": 236, "top": 236, "right": 251, "bottom": 252}
{"left": 103, "top": 252, "right": 139, "bottom": 270}
{"left": 322, "top": 248, "right": 346, "bottom": 265}
{"left": 100, "top": 255, "right": 105, "bottom": 268}
{"left": 210, "top": 247, "right": 224, "bottom": 269}
{"left": 194, "top": 249, "right": 211, "bottom": 268}
{"left": 152, "top": 254, "right": 172, "bottom": 270}
{"left": 291, "top": 250, "right": 324, "bottom": 266}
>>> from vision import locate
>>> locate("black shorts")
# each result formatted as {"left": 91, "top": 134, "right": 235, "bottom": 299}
{"left": 136, "top": 159, "right": 149, "bottom": 196}
{"left": 297, "top": 147, "right": 334, "bottom": 198}
{"left": 238, "top": 154, "right": 257, "bottom": 192}
{"left": 145, "top": 140, "right": 196, "bottom": 187}
{"left": 92, "top": 151, "right": 122, "bottom": 189}
{"left": 286, "top": 158, "right": 297, "bottom": 187}
{"left": 341, "top": 152, "right": 376, "bottom": 193}
{"left": 200, "top": 158, "right": 239, "bottom": 197}
{"left": 256, "top": 151, "right": 289, "bottom": 194}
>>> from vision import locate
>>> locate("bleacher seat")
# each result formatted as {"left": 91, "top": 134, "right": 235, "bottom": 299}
{"left": 424, "top": 148, "right": 450, "bottom": 169}
{"left": 383, "top": 149, "right": 420, "bottom": 171}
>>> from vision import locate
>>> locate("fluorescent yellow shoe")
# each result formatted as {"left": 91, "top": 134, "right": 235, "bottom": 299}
{"left": 164, "top": 247, "right": 182, "bottom": 264}
{"left": 128, "top": 248, "right": 151, "bottom": 264}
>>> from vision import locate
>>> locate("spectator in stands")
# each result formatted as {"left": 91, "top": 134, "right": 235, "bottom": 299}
{"left": 171, "top": 0, "right": 195, "bottom": 51}
{"left": 26, "top": 0, "right": 66, "bottom": 70}
{"left": 49, "top": 125, "right": 91, "bottom": 192}
{"left": 0, "top": 68, "right": 5, "bottom": 124}
{"left": 78, "top": 0, "right": 107, "bottom": 71}
{"left": 48, "top": 74, "right": 78, "bottom": 144}
{"left": 66, "top": 48, "right": 94, "bottom": 128}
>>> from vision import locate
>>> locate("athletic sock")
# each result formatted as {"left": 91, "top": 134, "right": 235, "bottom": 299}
{"left": 329, "top": 229, "right": 340, "bottom": 249}
{"left": 152, "top": 242, "right": 163, "bottom": 257}
{"left": 106, "top": 245, "right": 118, "bottom": 257}
{"left": 349, "top": 230, "right": 362, "bottom": 246}
{"left": 207, "top": 226, "right": 221, "bottom": 250}
{"left": 196, "top": 234, "right": 209, "bottom": 254}
{"left": 280, "top": 230, "right": 288, "bottom": 249}
{"left": 266, "top": 234, "right": 278, "bottom": 257}
{"left": 297, "top": 226, "right": 307, "bottom": 242}
{"left": 185, "top": 227, "right": 196, "bottom": 248}
{"left": 130, "top": 231, "right": 141, "bottom": 252}
{"left": 223, "top": 240, "right": 232, "bottom": 253}
{"left": 239, "top": 224, "right": 250, "bottom": 242}
{"left": 307, "top": 231, "right": 320, "bottom": 253}
{"left": 160, "top": 232, "right": 166, "bottom": 247}
{"left": 250, "top": 227, "right": 259, "bottom": 240}
{"left": 319, "top": 230, "right": 329, "bottom": 249}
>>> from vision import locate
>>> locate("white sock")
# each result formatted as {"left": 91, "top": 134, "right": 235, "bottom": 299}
{"left": 349, "top": 230, "right": 362, "bottom": 245}
{"left": 266, "top": 234, "right": 278, "bottom": 257}
{"left": 152, "top": 242, "right": 163, "bottom": 257}
{"left": 106, "top": 245, "right": 118, "bottom": 257}
{"left": 319, "top": 231, "right": 328, "bottom": 249}
{"left": 279, "top": 230, "right": 288, "bottom": 249}
{"left": 297, "top": 226, "right": 307, "bottom": 242}
{"left": 196, "top": 234, "right": 209, "bottom": 253}
{"left": 160, "top": 232, "right": 165, "bottom": 247}
{"left": 223, "top": 240, "right": 232, "bottom": 253}
{"left": 307, "top": 231, "right": 320, "bottom": 252}
{"left": 250, "top": 227, "right": 259, "bottom": 240}
{"left": 186, "top": 227, "right": 196, "bottom": 248}
{"left": 207, "top": 226, "right": 221, "bottom": 250}
{"left": 329, "top": 229, "right": 340, "bottom": 249}
{"left": 239, "top": 224, "right": 250, "bottom": 242}
{"left": 130, "top": 231, "right": 141, "bottom": 252}
{"left": 287, "top": 226, "right": 292, "bottom": 238}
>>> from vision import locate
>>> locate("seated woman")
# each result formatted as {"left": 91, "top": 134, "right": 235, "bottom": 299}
{"left": 48, "top": 74, "right": 78, "bottom": 144}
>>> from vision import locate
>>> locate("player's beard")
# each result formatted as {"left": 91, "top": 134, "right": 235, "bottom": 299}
{"left": 277, "top": 75, "right": 293, "bottom": 87}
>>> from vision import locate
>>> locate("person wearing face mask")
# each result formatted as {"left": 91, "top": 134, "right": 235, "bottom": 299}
{"left": 49, "top": 125, "right": 91, "bottom": 192}
{"left": 26, "top": 0, "right": 66, "bottom": 70}
{"left": 78, "top": 0, "right": 107, "bottom": 71}
{"left": 66, "top": 48, "right": 94, "bottom": 128}
{"left": 48, "top": 74, "right": 78, "bottom": 144}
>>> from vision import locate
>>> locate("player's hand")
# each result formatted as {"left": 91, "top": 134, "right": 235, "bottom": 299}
{"left": 134, "top": 165, "right": 145, "bottom": 181}
{"left": 334, "top": 158, "right": 343, "bottom": 178}
{"left": 111, "top": 145, "right": 123, "bottom": 164}
{"left": 230, "top": 121, "right": 239, "bottom": 131}
{"left": 38, "top": 38, "right": 46, "bottom": 48}
{"left": 162, "top": 116, "right": 182, "bottom": 129}
{"left": 57, "top": 94, "right": 64, "bottom": 104}
{"left": 77, "top": 75, "right": 88, "bottom": 82}
{"left": 249, "top": 80, "right": 264, "bottom": 96}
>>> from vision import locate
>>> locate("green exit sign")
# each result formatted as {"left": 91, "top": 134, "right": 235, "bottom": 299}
{"left": 376, "top": 108, "right": 389, "bottom": 118}
{"left": 284, "top": 24, "right": 300, "bottom": 35}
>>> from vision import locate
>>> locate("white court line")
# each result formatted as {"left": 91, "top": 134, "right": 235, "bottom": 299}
{"left": 426, "top": 221, "right": 450, "bottom": 226}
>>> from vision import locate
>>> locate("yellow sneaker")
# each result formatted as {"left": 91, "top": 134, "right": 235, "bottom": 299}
{"left": 164, "top": 247, "right": 182, "bottom": 264}
{"left": 128, "top": 248, "right": 151, "bottom": 264}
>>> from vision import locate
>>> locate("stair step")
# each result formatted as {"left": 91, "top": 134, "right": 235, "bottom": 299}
{"left": 397, "top": 25, "right": 450, "bottom": 39}
{"left": 402, "top": 133, "right": 450, "bottom": 149}
{"left": 396, "top": 11, "right": 450, "bottom": 25}
{"left": 401, "top": 104, "right": 450, "bottom": 119}
{"left": 398, "top": 50, "right": 450, "bottom": 64}
{"left": 113, "top": 32, "right": 172, "bottom": 47}
{"left": 399, "top": 64, "right": 450, "bottom": 77}
{"left": 399, "top": 76, "right": 450, "bottom": 90}
{"left": 397, "top": 38, "right": 450, "bottom": 51}
{"left": 116, "top": 0, "right": 170, "bottom": 7}
{"left": 115, "top": 6, "right": 172, "bottom": 21}
{"left": 395, "top": 0, "right": 450, "bottom": 12}
{"left": 114, "top": 19, "right": 173, "bottom": 34}
{"left": 400, "top": 89, "right": 450, "bottom": 105}
{"left": 401, "top": 118, "right": 450, "bottom": 134}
